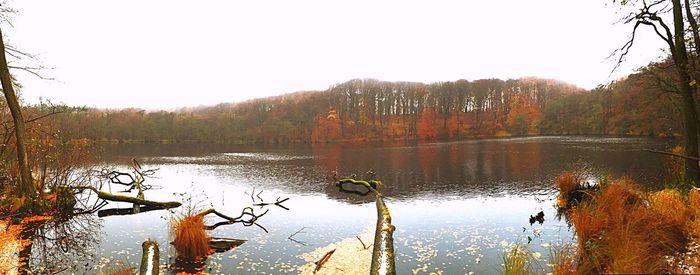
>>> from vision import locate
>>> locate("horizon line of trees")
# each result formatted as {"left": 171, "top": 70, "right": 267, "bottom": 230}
{"left": 35, "top": 70, "right": 682, "bottom": 144}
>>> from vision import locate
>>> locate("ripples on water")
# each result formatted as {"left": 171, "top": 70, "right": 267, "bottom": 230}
{"left": 68, "top": 136, "right": 673, "bottom": 273}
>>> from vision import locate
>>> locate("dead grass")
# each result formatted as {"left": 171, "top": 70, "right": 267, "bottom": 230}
{"left": 555, "top": 175, "right": 693, "bottom": 274}
{"left": 548, "top": 244, "right": 577, "bottom": 275}
{"left": 649, "top": 189, "right": 687, "bottom": 226}
{"left": 687, "top": 188, "right": 700, "bottom": 239}
{"left": 171, "top": 214, "right": 209, "bottom": 260}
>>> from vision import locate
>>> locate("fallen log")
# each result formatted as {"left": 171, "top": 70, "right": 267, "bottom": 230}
{"left": 139, "top": 240, "right": 159, "bottom": 275}
{"left": 370, "top": 195, "right": 395, "bottom": 275}
{"left": 97, "top": 205, "right": 167, "bottom": 217}
{"left": 96, "top": 190, "right": 181, "bottom": 208}
{"left": 74, "top": 186, "right": 181, "bottom": 209}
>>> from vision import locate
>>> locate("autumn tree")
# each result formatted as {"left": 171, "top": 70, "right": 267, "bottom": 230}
{"left": 614, "top": 0, "right": 700, "bottom": 184}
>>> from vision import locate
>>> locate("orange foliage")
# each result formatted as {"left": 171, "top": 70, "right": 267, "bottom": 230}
{"left": 0, "top": 220, "right": 21, "bottom": 273}
{"left": 506, "top": 93, "right": 542, "bottom": 135}
{"left": 416, "top": 108, "right": 438, "bottom": 140}
{"left": 172, "top": 214, "right": 209, "bottom": 260}
{"left": 311, "top": 108, "right": 342, "bottom": 142}
{"left": 0, "top": 215, "right": 51, "bottom": 273}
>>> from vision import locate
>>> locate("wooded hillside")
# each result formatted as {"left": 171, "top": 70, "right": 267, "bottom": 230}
{"left": 40, "top": 68, "right": 682, "bottom": 143}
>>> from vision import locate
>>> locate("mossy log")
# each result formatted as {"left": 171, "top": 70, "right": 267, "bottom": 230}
{"left": 370, "top": 195, "right": 395, "bottom": 275}
{"left": 96, "top": 190, "right": 180, "bottom": 208}
{"left": 75, "top": 186, "right": 181, "bottom": 209}
{"left": 139, "top": 240, "right": 159, "bottom": 275}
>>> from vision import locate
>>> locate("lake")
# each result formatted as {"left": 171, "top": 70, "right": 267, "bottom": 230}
{"left": 35, "top": 136, "right": 672, "bottom": 274}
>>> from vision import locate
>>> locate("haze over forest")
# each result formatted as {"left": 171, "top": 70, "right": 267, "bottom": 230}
{"left": 8, "top": 1, "right": 666, "bottom": 109}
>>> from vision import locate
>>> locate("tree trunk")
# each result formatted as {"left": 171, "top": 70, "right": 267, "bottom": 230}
{"left": 139, "top": 240, "right": 159, "bottom": 275}
{"left": 0, "top": 27, "right": 34, "bottom": 198}
{"left": 370, "top": 195, "right": 395, "bottom": 275}
{"left": 672, "top": 0, "right": 700, "bottom": 185}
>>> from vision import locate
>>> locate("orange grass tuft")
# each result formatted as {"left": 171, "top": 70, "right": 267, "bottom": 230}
{"left": 172, "top": 214, "right": 209, "bottom": 260}
{"left": 688, "top": 188, "right": 700, "bottom": 240}
{"left": 649, "top": 189, "right": 687, "bottom": 226}
{"left": 564, "top": 178, "right": 689, "bottom": 274}
{"left": 554, "top": 171, "right": 582, "bottom": 208}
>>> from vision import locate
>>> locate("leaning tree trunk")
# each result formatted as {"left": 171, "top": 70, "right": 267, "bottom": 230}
{"left": 0, "top": 27, "right": 34, "bottom": 198}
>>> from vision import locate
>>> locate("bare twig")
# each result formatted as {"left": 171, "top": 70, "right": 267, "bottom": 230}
{"left": 8, "top": 65, "right": 53, "bottom": 80}
{"left": 288, "top": 226, "right": 309, "bottom": 246}
{"left": 248, "top": 187, "right": 290, "bottom": 210}
{"left": 253, "top": 197, "right": 290, "bottom": 210}
{"left": 201, "top": 207, "right": 270, "bottom": 232}
{"left": 356, "top": 235, "right": 372, "bottom": 250}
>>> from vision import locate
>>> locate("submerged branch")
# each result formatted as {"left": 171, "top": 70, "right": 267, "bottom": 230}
{"left": 642, "top": 149, "right": 700, "bottom": 161}
{"left": 288, "top": 226, "right": 309, "bottom": 246}
{"left": 199, "top": 207, "right": 270, "bottom": 232}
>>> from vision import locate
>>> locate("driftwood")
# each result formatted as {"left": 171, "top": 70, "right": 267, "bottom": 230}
{"left": 333, "top": 170, "right": 382, "bottom": 196}
{"left": 314, "top": 249, "right": 336, "bottom": 273}
{"left": 370, "top": 195, "right": 395, "bottom": 275}
{"left": 74, "top": 186, "right": 181, "bottom": 209}
{"left": 139, "top": 240, "right": 159, "bottom": 275}
{"left": 209, "top": 237, "right": 246, "bottom": 253}
{"left": 642, "top": 149, "right": 700, "bottom": 161}
{"left": 96, "top": 190, "right": 181, "bottom": 208}
{"left": 97, "top": 205, "right": 167, "bottom": 217}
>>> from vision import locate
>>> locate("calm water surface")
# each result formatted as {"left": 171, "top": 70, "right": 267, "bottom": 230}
{"left": 67, "top": 136, "right": 670, "bottom": 274}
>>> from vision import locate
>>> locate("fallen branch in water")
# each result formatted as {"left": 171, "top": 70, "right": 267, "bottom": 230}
{"left": 97, "top": 205, "right": 167, "bottom": 217}
{"left": 253, "top": 197, "right": 290, "bottom": 210}
{"left": 370, "top": 195, "right": 395, "bottom": 275}
{"left": 73, "top": 186, "right": 181, "bottom": 209}
{"left": 198, "top": 207, "right": 269, "bottom": 232}
{"left": 288, "top": 226, "right": 309, "bottom": 246}
{"left": 247, "top": 187, "right": 291, "bottom": 210}
{"left": 642, "top": 149, "right": 700, "bottom": 161}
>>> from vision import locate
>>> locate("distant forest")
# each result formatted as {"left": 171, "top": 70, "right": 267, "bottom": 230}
{"left": 40, "top": 63, "right": 681, "bottom": 144}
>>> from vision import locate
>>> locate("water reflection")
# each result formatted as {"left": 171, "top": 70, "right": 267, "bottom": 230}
{"left": 71, "top": 137, "right": 675, "bottom": 273}
{"left": 24, "top": 213, "right": 103, "bottom": 273}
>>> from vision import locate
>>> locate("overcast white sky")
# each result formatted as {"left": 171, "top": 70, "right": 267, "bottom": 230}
{"left": 5, "top": 0, "right": 667, "bottom": 110}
